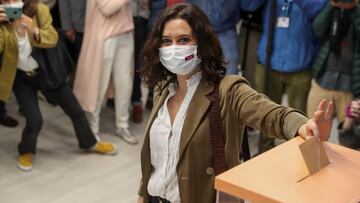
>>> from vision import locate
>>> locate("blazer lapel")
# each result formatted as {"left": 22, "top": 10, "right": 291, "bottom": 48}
{"left": 178, "top": 79, "right": 214, "bottom": 164}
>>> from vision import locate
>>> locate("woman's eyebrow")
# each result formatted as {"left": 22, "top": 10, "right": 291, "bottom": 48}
{"left": 176, "top": 34, "right": 192, "bottom": 38}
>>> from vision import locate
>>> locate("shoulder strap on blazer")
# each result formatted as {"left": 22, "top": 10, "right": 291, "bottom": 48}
{"left": 208, "top": 78, "right": 251, "bottom": 175}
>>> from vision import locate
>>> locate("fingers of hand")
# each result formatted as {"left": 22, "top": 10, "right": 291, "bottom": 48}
{"left": 0, "top": 11, "right": 9, "bottom": 21}
{"left": 0, "top": 17, "right": 9, "bottom": 22}
{"left": 20, "top": 15, "right": 33, "bottom": 26}
{"left": 20, "top": 18, "right": 34, "bottom": 32}
{"left": 307, "top": 119, "right": 320, "bottom": 140}
{"left": 315, "top": 100, "right": 333, "bottom": 121}
{"left": 325, "top": 101, "right": 334, "bottom": 120}
{"left": 21, "top": 14, "right": 32, "bottom": 21}
{"left": 314, "top": 110, "right": 325, "bottom": 123}
{"left": 317, "top": 99, "right": 327, "bottom": 112}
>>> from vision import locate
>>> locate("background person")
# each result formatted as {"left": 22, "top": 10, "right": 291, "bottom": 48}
{"left": 0, "top": 0, "right": 117, "bottom": 172}
{"left": 242, "top": 0, "right": 327, "bottom": 153}
{"left": 307, "top": 0, "right": 360, "bottom": 129}
{"left": 58, "top": 0, "right": 86, "bottom": 67}
{"left": 131, "top": 0, "right": 150, "bottom": 123}
{"left": 74, "top": 0, "right": 137, "bottom": 144}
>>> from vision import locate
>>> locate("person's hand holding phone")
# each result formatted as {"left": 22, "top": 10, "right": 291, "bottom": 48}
{"left": 65, "top": 29, "right": 76, "bottom": 42}
{"left": 20, "top": 14, "right": 37, "bottom": 33}
{"left": 0, "top": 5, "right": 9, "bottom": 22}
{"left": 332, "top": 0, "right": 359, "bottom": 9}
{"left": 19, "top": 14, "right": 40, "bottom": 41}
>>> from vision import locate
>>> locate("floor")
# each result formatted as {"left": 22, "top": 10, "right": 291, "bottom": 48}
{"left": 0, "top": 96, "right": 144, "bottom": 203}
{"left": 0, "top": 93, "right": 340, "bottom": 203}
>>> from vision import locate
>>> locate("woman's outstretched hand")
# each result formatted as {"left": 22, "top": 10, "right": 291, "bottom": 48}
{"left": 298, "top": 99, "right": 334, "bottom": 141}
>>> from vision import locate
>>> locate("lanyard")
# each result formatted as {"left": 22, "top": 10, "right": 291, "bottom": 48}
{"left": 282, "top": 0, "right": 293, "bottom": 16}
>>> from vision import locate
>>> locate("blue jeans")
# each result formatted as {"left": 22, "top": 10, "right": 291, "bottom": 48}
{"left": 217, "top": 28, "right": 240, "bottom": 75}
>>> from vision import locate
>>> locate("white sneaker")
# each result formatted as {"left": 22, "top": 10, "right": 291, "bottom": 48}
{"left": 116, "top": 128, "right": 138, "bottom": 145}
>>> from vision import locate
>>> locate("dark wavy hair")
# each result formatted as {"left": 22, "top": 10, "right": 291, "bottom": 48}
{"left": 140, "top": 3, "right": 226, "bottom": 89}
{"left": 23, "top": 0, "right": 39, "bottom": 17}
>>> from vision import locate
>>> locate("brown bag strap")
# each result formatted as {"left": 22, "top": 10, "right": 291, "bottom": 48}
{"left": 208, "top": 79, "right": 251, "bottom": 175}
{"left": 207, "top": 79, "right": 226, "bottom": 175}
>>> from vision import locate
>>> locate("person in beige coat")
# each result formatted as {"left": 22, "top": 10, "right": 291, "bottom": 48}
{"left": 138, "top": 3, "right": 334, "bottom": 203}
{"left": 74, "top": 0, "right": 137, "bottom": 144}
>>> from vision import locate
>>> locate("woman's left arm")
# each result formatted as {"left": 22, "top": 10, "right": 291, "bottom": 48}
{"left": 29, "top": 4, "right": 58, "bottom": 48}
{"left": 222, "top": 76, "right": 333, "bottom": 141}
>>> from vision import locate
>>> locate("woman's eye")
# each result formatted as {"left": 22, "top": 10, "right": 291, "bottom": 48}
{"left": 178, "top": 38, "right": 190, "bottom": 44}
{"left": 161, "top": 39, "right": 172, "bottom": 46}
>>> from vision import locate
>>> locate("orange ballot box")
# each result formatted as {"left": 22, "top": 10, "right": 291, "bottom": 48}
{"left": 215, "top": 136, "right": 360, "bottom": 203}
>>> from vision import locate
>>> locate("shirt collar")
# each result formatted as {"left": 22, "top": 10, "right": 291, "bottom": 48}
{"left": 168, "top": 72, "right": 202, "bottom": 95}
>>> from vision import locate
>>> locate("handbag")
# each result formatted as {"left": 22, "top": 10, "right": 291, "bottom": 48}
{"left": 31, "top": 14, "right": 73, "bottom": 90}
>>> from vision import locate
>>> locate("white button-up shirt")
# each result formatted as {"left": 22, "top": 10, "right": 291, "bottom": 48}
{"left": 16, "top": 32, "right": 39, "bottom": 72}
{"left": 148, "top": 72, "right": 202, "bottom": 202}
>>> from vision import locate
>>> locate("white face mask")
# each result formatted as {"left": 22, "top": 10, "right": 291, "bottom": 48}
{"left": 159, "top": 45, "right": 201, "bottom": 76}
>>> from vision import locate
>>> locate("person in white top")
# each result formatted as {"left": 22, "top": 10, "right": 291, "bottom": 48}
{"left": 0, "top": 0, "right": 118, "bottom": 172}
{"left": 138, "top": 3, "right": 334, "bottom": 203}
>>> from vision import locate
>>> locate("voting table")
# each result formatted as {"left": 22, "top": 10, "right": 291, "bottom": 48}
{"left": 215, "top": 136, "right": 360, "bottom": 203}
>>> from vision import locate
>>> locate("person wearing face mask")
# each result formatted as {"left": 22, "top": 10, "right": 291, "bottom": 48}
{"left": 137, "top": 3, "right": 334, "bottom": 203}
{"left": 0, "top": 0, "right": 117, "bottom": 172}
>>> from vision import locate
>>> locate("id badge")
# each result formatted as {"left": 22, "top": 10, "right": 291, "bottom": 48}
{"left": 276, "top": 17, "right": 290, "bottom": 28}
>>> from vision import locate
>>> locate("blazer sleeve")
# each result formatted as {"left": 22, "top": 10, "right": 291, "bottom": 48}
{"left": 220, "top": 76, "right": 309, "bottom": 140}
{"left": 95, "top": 0, "right": 129, "bottom": 18}
{"left": 31, "top": 3, "right": 58, "bottom": 48}
{"left": 58, "top": 0, "right": 73, "bottom": 31}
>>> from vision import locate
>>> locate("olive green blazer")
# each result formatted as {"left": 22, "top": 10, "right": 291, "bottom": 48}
{"left": 139, "top": 75, "right": 308, "bottom": 203}
{"left": 0, "top": 3, "right": 58, "bottom": 101}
